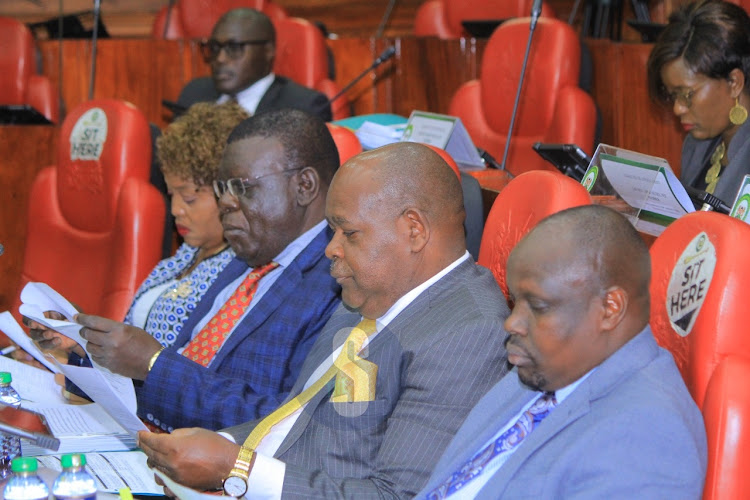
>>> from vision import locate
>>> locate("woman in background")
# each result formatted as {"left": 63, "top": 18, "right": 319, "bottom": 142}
{"left": 123, "top": 101, "right": 247, "bottom": 347}
{"left": 647, "top": 0, "right": 750, "bottom": 204}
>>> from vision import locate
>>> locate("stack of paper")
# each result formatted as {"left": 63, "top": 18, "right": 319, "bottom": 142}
{"left": 355, "top": 121, "right": 405, "bottom": 150}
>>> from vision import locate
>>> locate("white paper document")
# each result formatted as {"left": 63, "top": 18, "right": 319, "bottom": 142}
{"left": 0, "top": 355, "right": 66, "bottom": 404}
{"left": 153, "top": 469, "right": 220, "bottom": 500}
{"left": 0, "top": 311, "right": 60, "bottom": 373}
{"left": 38, "top": 451, "right": 162, "bottom": 495}
{"left": 49, "top": 358, "right": 146, "bottom": 436}
{"left": 18, "top": 303, "right": 86, "bottom": 347}
{"left": 20, "top": 282, "right": 79, "bottom": 320}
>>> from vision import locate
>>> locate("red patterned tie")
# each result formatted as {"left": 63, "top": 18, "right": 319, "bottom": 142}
{"left": 182, "top": 262, "right": 279, "bottom": 366}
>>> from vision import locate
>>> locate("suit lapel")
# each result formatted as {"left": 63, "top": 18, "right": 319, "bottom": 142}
{"left": 255, "top": 77, "right": 282, "bottom": 115}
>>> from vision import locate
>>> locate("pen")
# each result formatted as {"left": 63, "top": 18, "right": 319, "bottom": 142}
{"left": 0, "top": 346, "right": 17, "bottom": 356}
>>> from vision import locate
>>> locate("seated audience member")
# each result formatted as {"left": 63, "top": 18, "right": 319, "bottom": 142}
{"left": 24, "top": 101, "right": 245, "bottom": 352}
{"left": 416, "top": 205, "right": 707, "bottom": 499}
{"left": 32, "top": 109, "right": 342, "bottom": 432}
{"left": 178, "top": 8, "right": 332, "bottom": 122}
{"left": 647, "top": 0, "right": 750, "bottom": 204}
{"left": 139, "top": 142, "right": 510, "bottom": 498}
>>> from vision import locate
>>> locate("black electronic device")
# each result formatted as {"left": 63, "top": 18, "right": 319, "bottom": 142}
{"left": 461, "top": 19, "right": 507, "bottom": 38}
{"left": 685, "top": 186, "right": 731, "bottom": 214}
{"left": 0, "top": 105, "right": 53, "bottom": 125}
{"left": 532, "top": 142, "right": 592, "bottom": 181}
{"left": 0, "top": 405, "right": 59, "bottom": 451}
{"left": 626, "top": 20, "right": 666, "bottom": 43}
{"left": 28, "top": 10, "right": 109, "bottom": 40}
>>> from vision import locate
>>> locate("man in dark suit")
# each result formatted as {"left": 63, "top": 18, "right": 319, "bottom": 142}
{"left": 62, "top": 109, "right": 341, "bottom": 431}
{"left": 177, "top": 8, "right": 332, "bottom": 122}
{"left": 139, "top": 142, "right": 510, "bottom": 498}
{"left": 416, "top": 205, "right": 707, "bottom": 499}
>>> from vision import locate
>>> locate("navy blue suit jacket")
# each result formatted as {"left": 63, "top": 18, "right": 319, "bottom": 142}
{"left": 135, "top": 228, "right": 340, "bottom": 431}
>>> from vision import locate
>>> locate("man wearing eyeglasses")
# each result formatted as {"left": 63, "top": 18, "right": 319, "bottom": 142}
{"left": 177, "top": 8, "right": 332, "bottom": 122}
{"left": 70, "top": 109, "right": 341, "bottom": 432}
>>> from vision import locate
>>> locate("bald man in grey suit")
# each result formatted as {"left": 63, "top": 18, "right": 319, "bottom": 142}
{"left": 140, "top": 142, "right": 510, "bottom": 498}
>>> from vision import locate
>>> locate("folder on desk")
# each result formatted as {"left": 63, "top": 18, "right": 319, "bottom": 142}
{"left": 581, "top": 144, "right": 694, "bottom": 236}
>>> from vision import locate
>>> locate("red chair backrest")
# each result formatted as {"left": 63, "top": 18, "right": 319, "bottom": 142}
{"left": 448, "top": 17, "right": 596, "bottom": 176}
{"left": 151, "top": 0, "right": 287, "bottom": 40}
{"left": 274, "top": 17, "right": 350, "bottom": 119}
{"left": 415, "top": 0, "right": 555, "bottom": 38}
{"left": 649, "top": 211, "right": 750, "bottom": 499}
{"left": 11, "top": 99, "right": 165, "bottom": 327}
{"left": 0, "top": 16, "right": 59, "bottom": 123}
{"left": 326, "top": 124, "right": 362, "bottom": 165}
{"left": 477, "top": 170, "right": 590, "bottom": 296}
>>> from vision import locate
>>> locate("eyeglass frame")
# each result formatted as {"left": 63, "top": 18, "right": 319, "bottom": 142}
{"left": 213, "top": 168, "right": 303, "bottom": 199}
{"left": 199, "top": 38, "right": 270, "bottom": 62}
{"left": 665, "top": 82, "right": 709, "bottom": 109}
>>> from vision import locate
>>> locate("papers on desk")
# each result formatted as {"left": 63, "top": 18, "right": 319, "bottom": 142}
{"left": 37, "top": 451, "right": 162, "bottom": 495}
{"left": 20, "top": 402, "right": 136, "bottom": 456}
{"left": 0, "top": 355, "right": 66, "bottom": 405}
{"left": 355, "top": 121, "right": 404, "bottom": 149}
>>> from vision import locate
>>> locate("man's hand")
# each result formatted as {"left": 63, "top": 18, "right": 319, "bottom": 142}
{"left": 24, "top": 311, "right": 85, "bottom": 357}
{"left": 77, "top": 313, "right": 163, "bottom": 380}
{"left": 138, "top": 428, "right": 239, "bottom": 491}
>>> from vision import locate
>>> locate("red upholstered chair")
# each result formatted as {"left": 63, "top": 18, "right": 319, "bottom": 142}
{"left": 477, "top": 170, "right": 590, "bottom": 296}
{"left": 649, "top": 211, "right": 750, "bottom": 499}
{"left": 0, "top": 17, "right": 59, "bottom": 124}
{"left": 274, "top": 17, "right": 350, "bottom": 120}
{"left": 11, "top": 99, "right": 165, "bottom": 329}
{"left": 151, "top": 0, "right": 287, "bottom": 40}
{"left": 326, "top": 124, "right": 362, "bottom": 165}
{"left": 448, "top": 17, "right": 597, "bottom": 177}
{"left": 414, "top": 0, "right": 555, "bottom": 38}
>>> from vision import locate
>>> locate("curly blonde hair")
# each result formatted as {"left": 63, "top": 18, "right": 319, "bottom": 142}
{"left": 156, "top": 102, "right": 249, "bottom": 186}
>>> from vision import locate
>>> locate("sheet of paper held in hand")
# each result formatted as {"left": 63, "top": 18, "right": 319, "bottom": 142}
{"left": 598, "top": 151, "right": 694, "bottom": 235}
{"left": 0, "top": 311, "right": 60, "bottom": 373}
{"left": 37, "top": 451, "right": 162, "bottom": 495}
{"left": 153, "top": 469, "right": 222, "bottom": 500}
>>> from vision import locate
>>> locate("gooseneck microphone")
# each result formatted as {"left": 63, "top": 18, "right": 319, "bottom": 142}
{"left": 320, "top": 46, "right": 397, "bottom": 112}
{"left": 499, "top": 0, "right": 544, "bottom": 171}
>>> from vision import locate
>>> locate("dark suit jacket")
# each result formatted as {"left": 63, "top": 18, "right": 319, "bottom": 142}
{"left": 225, "top": 258, "right": 510, "bottom": 499}
{"left": 177, "top": 75, "right": 332, "bottom": 122}
{"left": 417, "top": 327, "right": 707, "bottom": 499}
{"left": 136, "top": 228, "right": 341, "bottom": 431}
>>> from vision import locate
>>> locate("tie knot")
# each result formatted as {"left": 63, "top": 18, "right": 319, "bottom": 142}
{"left": 355, "top": 318, "right": 377, "bottom": 335}
{"left": 529, "top": 392, "right": 557, "bottom": 416}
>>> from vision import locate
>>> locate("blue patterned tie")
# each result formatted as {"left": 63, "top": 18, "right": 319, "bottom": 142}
{"left": 425, "top": 393, "right": 557, "bottom": 500}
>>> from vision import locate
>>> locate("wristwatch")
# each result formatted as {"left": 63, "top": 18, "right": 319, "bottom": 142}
{"left": 222, "top": 446, "right": 255, "bottom": 498}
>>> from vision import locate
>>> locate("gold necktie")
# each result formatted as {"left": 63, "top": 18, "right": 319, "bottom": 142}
{"left": 242, "top": 318, "right": 377, "bottom": 450}
{"left": 705, "top": 141, "right": 725, "bottom": 194}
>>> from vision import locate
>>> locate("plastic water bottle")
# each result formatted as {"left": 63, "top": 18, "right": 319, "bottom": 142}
{"left": 0, "top": 371, "right": 22, "bottom": 480}
{"left": 3, "top": 457, "right": 50, "bottom": 500}
{"left": 52, "top": 454, "right": 97, "bottom": 500}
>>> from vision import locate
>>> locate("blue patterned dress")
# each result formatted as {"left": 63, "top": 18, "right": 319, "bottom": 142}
{"left": 124, "top": 243, "right": 235, "bottom": 347}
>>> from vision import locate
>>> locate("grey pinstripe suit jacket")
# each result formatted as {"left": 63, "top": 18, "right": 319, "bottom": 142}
{"left": 224, "top": 258, "right": 510, "bottom": 499}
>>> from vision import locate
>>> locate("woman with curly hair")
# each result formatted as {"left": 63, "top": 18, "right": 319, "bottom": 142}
{"left": 123, "top": 102, "right": 248, "bottom": 347}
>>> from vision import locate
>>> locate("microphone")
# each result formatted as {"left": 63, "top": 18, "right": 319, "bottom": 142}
{"left": 499, "top": 3, "right": 544, "bottom": 171}
{"left": 318, "top": 46, "right": 397, "bottom": 113}
{"left": 0, "top": 421, "right": 59, "bottom": 452}
{"left": 531, "top": 0, "right": 543, "bottom": 29}
{"left": 685, "top": 186, "right": 731, "bottom": 214}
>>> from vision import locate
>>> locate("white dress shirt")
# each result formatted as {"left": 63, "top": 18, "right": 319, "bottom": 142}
{"left": 217, "top": 73, "right": 275, "bottom": 114}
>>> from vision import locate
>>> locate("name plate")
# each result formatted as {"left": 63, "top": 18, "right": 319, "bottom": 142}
{"left": 402, "top": 111, "right": 484, "bottom": 170}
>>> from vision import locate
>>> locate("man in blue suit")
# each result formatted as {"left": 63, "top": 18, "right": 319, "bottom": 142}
{"left": 72, "top": 109, "right": 341, "bottom": 431}
{"left": 417, "top": 205, "right": 707, "bottom": 499}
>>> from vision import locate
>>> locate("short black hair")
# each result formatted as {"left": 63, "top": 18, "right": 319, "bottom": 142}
{"left": 647, "top": 0, "right": 750, "bottom": 104}
{"left": 227, "top": 108, "right": 340, "bottom": 184}
{"left": 216, "top": 8, "right": 276, "bottom": 45}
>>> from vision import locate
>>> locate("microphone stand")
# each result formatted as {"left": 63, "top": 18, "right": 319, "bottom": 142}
{"left": 88, "top": 0, "right": 102, "bottom": 100}
{"left": 375, "top": 0, "right": 398, "bottom": 38}
{"left": 325, "top": 47, "right": 396, "bottom": 108}
{"left": 499, "top": 12, "right": 542, "bottom": 172}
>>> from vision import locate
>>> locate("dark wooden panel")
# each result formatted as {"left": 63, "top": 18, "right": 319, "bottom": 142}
{"left": 0, "top": 126, "right": 58, "bottom": 312}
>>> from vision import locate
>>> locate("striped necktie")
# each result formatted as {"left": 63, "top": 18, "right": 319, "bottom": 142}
{"left": 242, "top": 318, "right": 377, "bottom": 449}
{"left": 425, "top": 393, "right": 557, "bottom": 499}
{"left": 181, "top": 262, "right": 279, "bottom": 367}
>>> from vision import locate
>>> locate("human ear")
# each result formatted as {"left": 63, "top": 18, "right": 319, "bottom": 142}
{"left": 294, "top": 167, "right": 320, "bottom": 207}
{"left": 600, "top": 286, "right": 627, "bottom": 331}
{"left": 728, "top": 68, "right": 746, "bottom": 98}
{"left": 402, "top": 208, "right": 429, "bottom": 253}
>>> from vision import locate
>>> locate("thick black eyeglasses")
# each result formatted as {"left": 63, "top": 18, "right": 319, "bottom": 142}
{"left": 213, "top": 168, "right": 302, "bottom": 198}
{"left": 199, "top": 39, "right": 269, "bottom": 62}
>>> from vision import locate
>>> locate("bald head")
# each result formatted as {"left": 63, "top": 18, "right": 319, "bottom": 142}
{"left": 215, "top": 8, "right": 275, "bottom": 42}
{"left": 325, "top": 142, "right": 468, "bottom": 318}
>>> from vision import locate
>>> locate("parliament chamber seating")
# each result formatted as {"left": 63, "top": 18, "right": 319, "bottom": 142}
{"left": 151, "top": 0, "right": 287, "bottom": 39}
{"left": 448, "top": 17, "right": 597, "bottom": 177}
{"left": 326, "top": 123, "right": 362, "bottom": 164}
{"left": 0, "top": 16, "right": 59, "bottom": 124}
{"left": 413, "top": 0, "right": 555, "bottom": 38}
{"left": 10, "top": 99, "right": 165, "bottom": 333}
{"left": 477, "top": 170, "right": 590, "bottom": 297}
{"left": 273, "top": 17, "right": 350, "bottom": 120}
{"left": 649, "top": 211, "right": 750, "bottom": 499}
